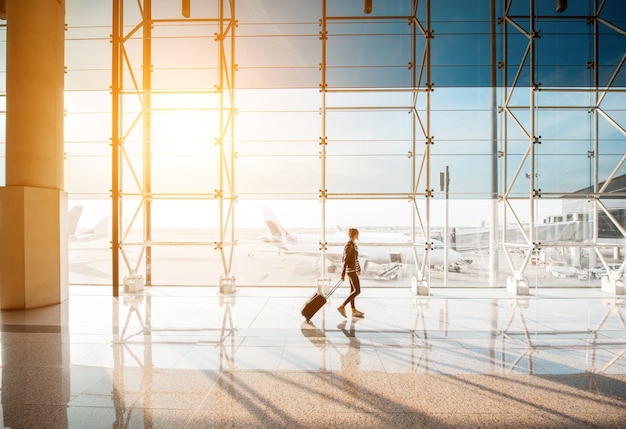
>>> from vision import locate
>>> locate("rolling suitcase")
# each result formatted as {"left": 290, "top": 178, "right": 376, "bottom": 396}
{"left": 301, "top": 280, "right": 343, "bottom": 321}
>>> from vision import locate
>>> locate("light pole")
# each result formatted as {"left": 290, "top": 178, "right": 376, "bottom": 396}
{"left": 440, "top": 166, "right": 450, "bottom": 286}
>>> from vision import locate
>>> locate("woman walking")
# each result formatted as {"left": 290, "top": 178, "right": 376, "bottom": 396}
{"left": 337, "top": 228, "right": 364, "bottom": 318}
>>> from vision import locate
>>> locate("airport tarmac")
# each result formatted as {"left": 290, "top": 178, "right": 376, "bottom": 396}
{"left": 70, "top": 228, "right": 605, "bottom": 290}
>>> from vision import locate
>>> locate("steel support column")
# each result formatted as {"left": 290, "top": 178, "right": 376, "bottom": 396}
{"left": 409, "top": 0, "right": 433, "bottom": 292}
{"left": 216, "top": 0, "right": 237, "bottom": 294}
{"left": 500, "top": 0, "right": 626, "bottom": 292}
{"left": 319, "top": 0, "right": 431, "bottom": 291}
{"left": 111, "top": 0, "right": 122, "bottom": 297}
{"left": 319, "top": 0, "right": 329, "bottom": 293}
{"left": 111, "top": 0, "right": 237, "bottom": 295}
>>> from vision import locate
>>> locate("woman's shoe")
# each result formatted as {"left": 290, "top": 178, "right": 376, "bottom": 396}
{"left": 337, "top": 306, "right": 347, "bottom": 317}
{"left": 352, "top": 309, "right": 364, "bottom": 318}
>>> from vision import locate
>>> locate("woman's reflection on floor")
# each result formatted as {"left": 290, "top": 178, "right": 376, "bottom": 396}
{"left": 338, "top": 318, "right": 361, "bottom": 380}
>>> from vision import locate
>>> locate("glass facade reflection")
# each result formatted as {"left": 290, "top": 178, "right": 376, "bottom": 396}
{"left": 4, "top": 0, "right": 621, "bottom": 290}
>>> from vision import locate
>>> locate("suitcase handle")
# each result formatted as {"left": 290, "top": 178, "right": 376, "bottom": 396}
{"left": 326, "top": 279, "right": 343, "bottom": 298}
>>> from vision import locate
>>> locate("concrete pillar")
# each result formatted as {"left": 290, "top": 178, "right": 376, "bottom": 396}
{"left": 0, "top": 0, "right": 67, "bottom": 309}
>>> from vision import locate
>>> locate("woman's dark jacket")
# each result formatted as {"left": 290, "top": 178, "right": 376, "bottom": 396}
{"left": 341, "top": 240, "right": 361, "bottom": 276}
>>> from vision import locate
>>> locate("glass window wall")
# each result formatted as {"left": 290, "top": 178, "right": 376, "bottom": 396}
{"left": 1, "top": 0, "right": 618, "bottom": 289}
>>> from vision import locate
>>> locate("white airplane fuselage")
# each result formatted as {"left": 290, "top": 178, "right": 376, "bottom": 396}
{"left": 262, "top": 207, "right": 466, "bottom": 272}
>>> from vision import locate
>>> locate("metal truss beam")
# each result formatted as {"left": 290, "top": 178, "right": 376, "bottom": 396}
{"left": 319, "top": 0, "right": 431, "bottom": 292}
{"left": 111, "top": 0, "right": 236, "bottom": 296}
{"left": 500, "top": 0, "right": 626, "bottom": 289}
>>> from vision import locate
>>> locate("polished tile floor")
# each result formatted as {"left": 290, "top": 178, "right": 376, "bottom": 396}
{"left": 1, "top": 285, "right": 625, "bottom": 428}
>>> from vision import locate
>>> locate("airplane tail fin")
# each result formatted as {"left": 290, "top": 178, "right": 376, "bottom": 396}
{"left": 92, "top": 216, "right": 111, "bottom": 237}
{"left": 262, "top": 206, "right": 297, "bottom": 246}
{"left": 68, "top": 205, "right": 83, "bottom": 236}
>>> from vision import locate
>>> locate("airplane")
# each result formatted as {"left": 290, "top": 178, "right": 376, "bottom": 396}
{"left": 68, "top": 205, "right": 111, "bottom": 241}
{"left": 262, "top": 206, "right": 470, "bottom": 275}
